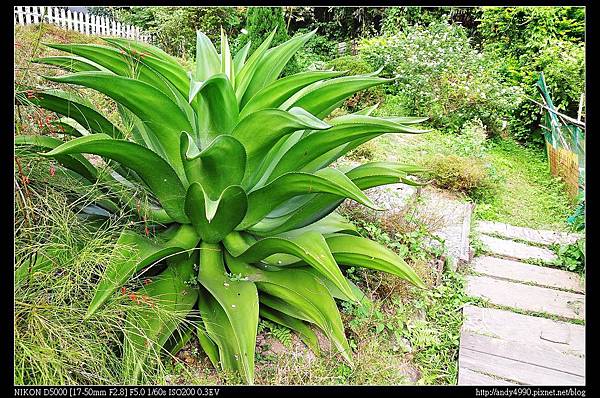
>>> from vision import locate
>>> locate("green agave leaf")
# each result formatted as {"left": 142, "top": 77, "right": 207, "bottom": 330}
{"left": 259, "top": 306, "right": 320, "bottom": 355}
{"left": 274, "top": 212, "right": 357, "bottom": 239}
{"left": 235, "top": 29, "right": 276, "bottom": 103}
{"left": 191, "top": 74, "right": 239, "bottom": 147}
{"left": 184, "top": 183, "right": 248, "bottom": 244}
{"left": 103, "top": 37, "right": 189, "bottom": 98}
{"left": 198, "top": 286, "right": 246, "bottom": 378}
{"left": 326, "top": 234, "right": 426, "bottom": 288}
{"left": 43, "top": 134, "right": 189, "bottom": 223}
{"left": 382, "top": 116, "right": 429, "bottom": 124}
{"left": 240, "top": 70, "right": 347, "bottom": 118}
{"left": 117, "top": 105, "right": 168, "bottom": 159}
{"left": 123, "top": 252, "right": 198, "bottom": 382}
{"left": 232, "top": 40, "right": 251, "bottom": 78}
{"left": 234, "top": 231, "right": 357, "bottom": 303}
{"left": 103, "top": 37, "right": 184, "bottom": 68}
{"left": 220, "top": 28, "right": 234, "bottom": 82}
{"left": 32, "top": 55, "right": 107, "bottom": 72}
{"left": 197, "top": 242, "right": 259, "bottom": 384}
{"left": 52, "top": 117, "right": 91, "bottom": 137}
{"left": 195, "top": 31, "right": 221, "bottom": 82}
{"left": 45, "top": 72, "right": 194, "bottom": 178}
{"left": 345, "top": 161, "right": 427, "bottom": 189}
{"left": 250, "top": 161, "right": 426, "bottom": 236}
{"left": 180, "top": 133, "right": 246, "bottom": 199}
{"left": 86, "top": 224, "right": 199, "bottom": 318}
{"left": 232, "top": 107, "right": 330, "bottom": 187}
{"left": 301, "top": 267, "right": 370, "bottom": 304}
{"left": 45, "top": 43, "right": 189, "bottom": 108}
{"left": 225, "top": 253, "right": 352, "bottom": 363}
{"left": 240, "top": 168, "right": 379, "bottom": 229}
{"left": 196, "top": 322, "right": 220, "bottom": 368}
{"left": 280, "top": 75, "right": 393, "bottom": 119}
{"left": 250, "top": 129, "right": 305, "bottom": 189}
{"left": 353, "top": 103, "right": 380, "bottom": 116}
{"left": 15, "top": 135, "right": 98, "bottom": 182}
{"left": 268, "top": 116, "right": 428, "bottom": 181}
{"left": 241, "top": 29, "right": 317, "bottom": 107}
{"left": 18, "top": 89, "right": 121, "bottom": 138}
{"left": 165, "top": 325, "right": 194, "bottom": 356}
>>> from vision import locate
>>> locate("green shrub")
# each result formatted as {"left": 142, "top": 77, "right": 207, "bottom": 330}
{"left": 359, "top": 21, "right": 523, "bottom": 135}
{"left": 423, "top": 154, "right": 496, "bottom": 200}
{"left": 452, "top": 118, "right": 489, "bottom": 158}
{"left": 345, "top": 141, "right": 377, "bottom": 162}
{"left": 290, "top": 32, "right": 338, "bottom": 73}
{"left": 326, "top": 56, "right": 385, "bottom": 112}
{"left": 478, "top": 6, "right": 585, "bottom": 144}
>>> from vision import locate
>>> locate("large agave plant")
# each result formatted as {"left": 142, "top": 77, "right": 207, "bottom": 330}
{"left": 15, "top": 28, "right": 429, "bottom": 383}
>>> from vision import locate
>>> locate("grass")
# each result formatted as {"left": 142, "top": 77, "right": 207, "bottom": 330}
{"left": 365, "top": 126, "right": 575, "bottom": 231}
{"left": 13, "top": 153, "right": 203, "bottom": 385}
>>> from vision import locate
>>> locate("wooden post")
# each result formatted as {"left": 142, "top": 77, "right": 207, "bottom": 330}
{"left": 577, "top": 93, "right": 584, "bottom": 122}
{"left": 84, "top": 12, "right": 89, "bottom": 35}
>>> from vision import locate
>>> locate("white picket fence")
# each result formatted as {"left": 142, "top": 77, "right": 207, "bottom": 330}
{"left": 14, "top": 6, "right": 153, "bottom": 43}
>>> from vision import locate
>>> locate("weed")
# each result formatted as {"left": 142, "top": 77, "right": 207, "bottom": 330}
{"left": 549, "top": 239, "right": 586, "bottom": 274}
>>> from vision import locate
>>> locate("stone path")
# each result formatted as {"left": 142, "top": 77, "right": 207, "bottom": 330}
{"left": 458, "top": 221, "right": 585, "bottom": 386}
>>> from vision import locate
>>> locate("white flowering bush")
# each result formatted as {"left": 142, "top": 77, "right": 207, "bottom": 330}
{"left": 359, "top": 22, "right": 523, "bottom": 134}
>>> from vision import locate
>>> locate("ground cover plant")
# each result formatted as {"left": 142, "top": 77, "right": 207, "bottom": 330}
{"left": 15, "top": 27, "right": 432, "bottom": 384}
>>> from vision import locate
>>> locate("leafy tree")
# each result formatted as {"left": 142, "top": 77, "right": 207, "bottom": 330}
{"left": 239, "top": 7, "right": 289, "bottom": 53}
{"left": 478, "top": 6, "right": 585, "bottom": 144}
{"left": 114, "top": 7, "right": 244, "bottom": 58}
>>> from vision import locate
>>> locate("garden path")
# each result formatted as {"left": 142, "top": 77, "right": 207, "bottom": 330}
{"left": 457, "top": 221, "right": 585, "bottom": 386}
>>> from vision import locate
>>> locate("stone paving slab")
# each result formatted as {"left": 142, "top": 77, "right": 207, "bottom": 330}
{"left": 479, "top": 234, "right": 558, "bottom": 262}
{"left": 458, "top": 368, "right": 516, "bottom": 385}
{"left": 472, "top": 256, "right": 584, "bottom": 293}
{"left": 466, "top": 275, "right": 585, "bottom": 320}
{"left": 459, "top": 331, "right": 585, "bottom": 385}
{"left": 462, "top": 305, "right": 585, "bottom": 354}
{"left": 477, "top": 221, "right": 583, "bottom": 246}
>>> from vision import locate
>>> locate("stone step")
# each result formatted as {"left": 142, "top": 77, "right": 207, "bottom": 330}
{"left": 477, "top": 221, "right": 583, "bottom": 246}
{"left": 462, "top": 305, "right": 585, "bottom": 354}
{"left": 479, "top": 234, "right": 558, "bottom": 262}
{"left": 472, "top": 256, "right": 584, "bottom": 293}
{"left": 465, "top": 275, "right": 585, "bottom": 320}
{"left": 458, "top": 368, "right": 517, "bottom": 386}
{"left": 459, "top": 331, "right": 585, "bottom": 385}
{"left": 459, "top": 305, "right": 585, "bottom": 386}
